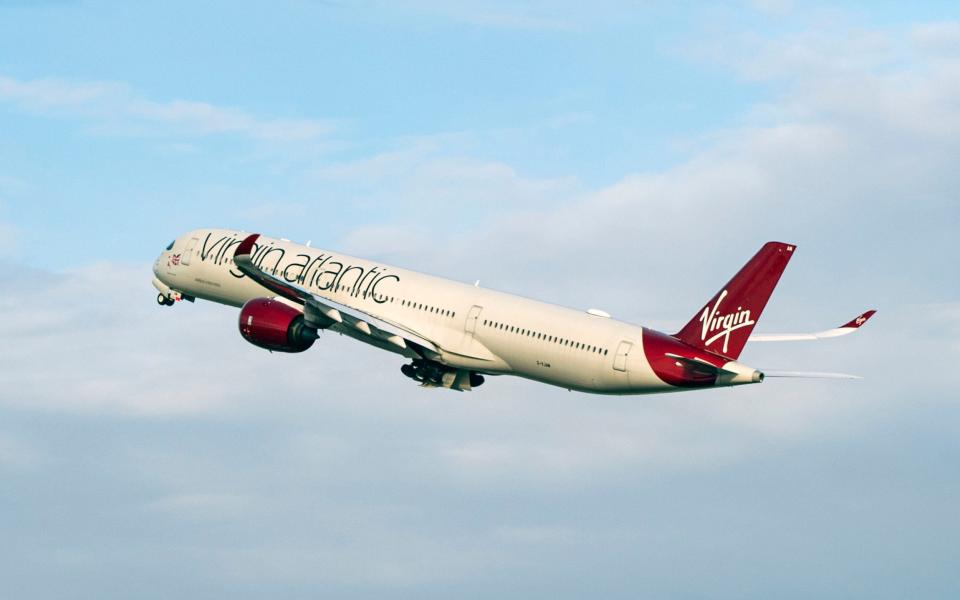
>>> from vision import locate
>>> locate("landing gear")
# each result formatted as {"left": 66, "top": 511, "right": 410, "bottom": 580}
{"left": 401, "top": 359, "right": 484, "bottom": 391}
{"left": 157, "top": 293, "right": 175, "bottom": 306}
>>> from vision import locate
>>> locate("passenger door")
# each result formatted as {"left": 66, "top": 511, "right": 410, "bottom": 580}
{"left": 181, "top": 237, "right": 199, "bottom": 266}
{"left": 613, "top": 341, "right": 633, "bottom": 372}
{"left": 465, "top": 305, "right": 483, "bottom": 335}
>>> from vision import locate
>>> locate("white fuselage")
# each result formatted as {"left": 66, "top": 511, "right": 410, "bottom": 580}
{"left": 154, "top": 228, "right": 759, "bottom": 394}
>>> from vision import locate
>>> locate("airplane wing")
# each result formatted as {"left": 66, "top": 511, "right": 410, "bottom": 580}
{"left": 748, "top": 310, "right": 876, "bottom": 342}
{"left": 233, "top": 234, "right": 439, "bottom": 356}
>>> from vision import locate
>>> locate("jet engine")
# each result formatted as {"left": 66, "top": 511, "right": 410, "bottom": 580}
{"left": 238, "top": 298, "right": 318, "bottom": 353}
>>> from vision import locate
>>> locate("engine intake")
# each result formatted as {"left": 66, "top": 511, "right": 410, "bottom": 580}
{"left": 239, "top": 298, "right": 318, "bottom": 353}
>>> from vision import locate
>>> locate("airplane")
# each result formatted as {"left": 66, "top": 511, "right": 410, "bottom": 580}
{"left": 152, "top": 229, "right": 875, "bottom": 394}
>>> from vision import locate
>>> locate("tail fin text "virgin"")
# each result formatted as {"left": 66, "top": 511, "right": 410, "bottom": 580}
{"left": 674, "top": 242, "right": 795, "bottom": 360}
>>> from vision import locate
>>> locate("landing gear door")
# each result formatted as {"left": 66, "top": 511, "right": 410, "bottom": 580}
{"left": 465, "top": 305, "right": 483, "bottom": 335}
{"left": 181, "top": 237, "right": 199, "bottom": 266}
{"left": 613, "top": 341, "right": 633, "bottom": 372}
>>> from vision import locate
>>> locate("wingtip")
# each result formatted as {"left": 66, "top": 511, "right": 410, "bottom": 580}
{"left": 841, "top": 309, "right": 876, "bottom": 329}
{"left": 235, "top": 233, "right": 260, "bottom": 258}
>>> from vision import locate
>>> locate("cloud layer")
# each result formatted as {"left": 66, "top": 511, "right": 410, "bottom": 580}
{"left": 0, "top": 75, "right": 334, "bottom": 141}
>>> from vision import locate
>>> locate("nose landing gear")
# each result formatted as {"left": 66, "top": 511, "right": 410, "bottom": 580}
{"left": 157, "top": 293, "right": 175, "bottom": 307}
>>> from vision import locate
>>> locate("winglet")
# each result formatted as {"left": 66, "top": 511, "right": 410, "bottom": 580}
{"left": 231, "top": 233, "right": 304, "bottom": 304}
{"left": 840, "top": 310, "right": 876, "bottom": 329}
{"left": 235, "top": 233, "right": 260, "bottom": 259}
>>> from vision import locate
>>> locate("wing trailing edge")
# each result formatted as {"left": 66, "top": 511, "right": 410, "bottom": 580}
{"left": 233, "top": 233, "right": 440, "bottom": 356}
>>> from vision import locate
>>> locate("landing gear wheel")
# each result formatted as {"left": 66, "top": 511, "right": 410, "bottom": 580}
{"left": 157, "top": 294, "right": 174, "bottom": 306}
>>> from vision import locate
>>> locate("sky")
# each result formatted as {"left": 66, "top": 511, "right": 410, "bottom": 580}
{"left": 1, "top": 1, "right": 959, "bottom": 598}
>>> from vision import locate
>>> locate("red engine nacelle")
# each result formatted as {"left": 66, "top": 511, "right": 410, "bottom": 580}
{"left": 238, "top": 298, "right": 318, "bottom": 353}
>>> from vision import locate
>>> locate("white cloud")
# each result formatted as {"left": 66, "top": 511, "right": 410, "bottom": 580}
{"left": 0, "top": 75, "right": 335, "bottom": 141}
{"left": 320, "top": 20, "right": 958, "bottom": 330}
{"left": 911, "top": 21, "right": 960, "bottom": 55}
{"left": 0, "top": 263, "right": 242, "bottom": 415}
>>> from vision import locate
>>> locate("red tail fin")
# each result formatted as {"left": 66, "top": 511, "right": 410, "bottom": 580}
{"left": 674, "top": 242, "right": 796, "bottom": 360}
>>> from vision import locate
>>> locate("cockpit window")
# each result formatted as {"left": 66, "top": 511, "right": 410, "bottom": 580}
{"left": 166, "top": 241, "right": 175, "bottom": 251}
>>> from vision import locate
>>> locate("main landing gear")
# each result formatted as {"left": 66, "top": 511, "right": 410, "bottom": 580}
{"left": 401, "top": 359, "right": 485, "bottom": 391}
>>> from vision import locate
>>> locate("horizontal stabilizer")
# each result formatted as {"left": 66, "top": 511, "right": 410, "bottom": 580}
{"left": 749, "top": 310, "right": 876, "bottom": 342}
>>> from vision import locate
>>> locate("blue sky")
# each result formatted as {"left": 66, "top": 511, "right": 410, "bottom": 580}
{"left": 1, "top": 1, "right": 959, "bottom": 598}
